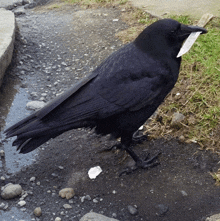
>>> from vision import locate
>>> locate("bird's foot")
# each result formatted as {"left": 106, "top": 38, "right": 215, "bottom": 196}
{"left": 132, "top": 134, "right": 148, "bottom": 144}
{"left": 119, "top": 152, "right": 161, "bottom": 176}
{"left": 132, "top": 130, "right": 148, "bottom": 144}
{"left": 136, "top": 152, "right": 161, "bottom": 168}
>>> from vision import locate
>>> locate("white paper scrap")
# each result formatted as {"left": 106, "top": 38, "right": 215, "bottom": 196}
{"left": 177, "top": 31, "right": 202, "bottom": 58}
{"left": 88, "top": 166, "right": 102, "bottom": 179}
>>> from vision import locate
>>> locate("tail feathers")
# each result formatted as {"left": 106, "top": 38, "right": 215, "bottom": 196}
{"left": 6, "top": 117, "right": 96, "bottom": 153}
{"left": 13, "top": 133, "right": 60, "bottom": 154}
{"left": 5, "top": 114, "right": 38, "bottom": 138}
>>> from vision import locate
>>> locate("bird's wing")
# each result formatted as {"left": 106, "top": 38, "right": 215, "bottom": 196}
{"left": 97, "top": 67, "right": 171, "bottom": 115}
{"left": 37, "top": 71, "right": 98, "bottom": 119}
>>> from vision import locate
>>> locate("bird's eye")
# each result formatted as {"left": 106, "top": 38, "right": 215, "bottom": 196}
{"left": 171, "top": 25, "right": 181, "bottom": 34}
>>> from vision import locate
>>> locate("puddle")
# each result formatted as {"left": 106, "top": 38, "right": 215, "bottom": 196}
{"left": 0, "top": 207, "right": 32, "bottom": 221}
{"left": 0, "top": 78, "right": 36, "bottom": 174}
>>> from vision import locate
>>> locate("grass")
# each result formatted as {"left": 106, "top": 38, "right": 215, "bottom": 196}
{"left": 153, "top": 16, "right": 220, "bottom": 151}
{"left": 51, "top": 0, "right": 220, "bottom": 152}
{"left": 47, "top": 3, "right": 63, "bottom": 9}
{"left": 63, "top": 0, "right": 128, "bottom": 6}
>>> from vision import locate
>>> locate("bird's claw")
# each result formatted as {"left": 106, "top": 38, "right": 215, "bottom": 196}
{"left": 136, "top": 151, "right": 161, "bottom": 168}
{"left": 132, "top": 133, "right": 148, "bottom": 144}
{"left": 119, "top": 152, "right": 161, "bottom": 176}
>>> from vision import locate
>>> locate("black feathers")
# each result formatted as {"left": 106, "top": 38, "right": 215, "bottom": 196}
{"left": 5, "top": 19, "right": 207, "bottom": 166}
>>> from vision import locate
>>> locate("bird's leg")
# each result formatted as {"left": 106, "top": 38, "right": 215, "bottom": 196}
{"left": 103, "top": 131, "right": 148, "bottom": 153}
{"left": 119, "top": 133, "right": 161, "bottom": 175}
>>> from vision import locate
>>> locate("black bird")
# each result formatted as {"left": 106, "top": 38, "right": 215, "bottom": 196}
{"left": 5, "top": 19, "right": 207, "bottom": 169}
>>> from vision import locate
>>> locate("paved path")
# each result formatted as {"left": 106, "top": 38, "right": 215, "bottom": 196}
{"left": 0, "top": 0, "right": 22, "bottom": 8}
{"left": 130, "top": 0, "right": 220, "bottom": 18}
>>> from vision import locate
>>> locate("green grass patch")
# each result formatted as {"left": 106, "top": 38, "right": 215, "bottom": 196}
{"left": 63, "top": 0, "right": 128, "bottom": 6}
{"left": 153, "top": 16, "right": 220, "bottom": 150}
{"left": 117, "top": 11, "right": 220, "bottom": 150}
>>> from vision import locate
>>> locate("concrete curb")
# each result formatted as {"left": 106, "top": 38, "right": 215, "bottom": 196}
{"left": 129, "top": 0, "right": 220, "bottom": 19}
{"left": 0, "top": 8, "right": 15, "bottom": 87}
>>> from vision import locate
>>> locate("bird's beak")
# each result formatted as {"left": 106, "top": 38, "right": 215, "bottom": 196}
{"left": 179, "top": 24, "right": 207, "bottom": 40}
{"left": 176, "top": 24, "right": 207, "bottom": 57}
{"left": 181, "top": 24, "right": 207, "bottom": 34}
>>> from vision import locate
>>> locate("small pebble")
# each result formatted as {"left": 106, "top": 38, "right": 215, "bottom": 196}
{"left": 26, "top": 101, "right": 46, "bottom": 110}
{"left": 1, "top": 183, "right": 22, "bottom": 199}
{"left": 181, "top": 190, "right": 188, "bottom": 196}
{"left": 33, "top": 207, "right": 42, "bottom": 217}
{"left": 0, "top": 202, "right": 8, "bottom": 210}
{"left": 63, "top": 204, "right": 72, "bottom": 209}
{"left": 171, "top": 112, "right": 185, "bottom": 126}
{"left": 55, "top": 217, "right": 62, "bottom": 221}
{"left": 128, "top": 205, "right": 138, "bottom": 215}
{"left": 85, "top": 195, "right": 91, "bottom": 200}
{"left": 112, "top": 213, "right": 117, "bottom": 218}
{"left": 179, "top": 135, "right": 185, "bottom": 142}
{"left": 155, "top": 204, "right": 169, "bottom": 216}
{"left": 60, "top": 211, "right": 65, "bottom": 216}
{"left": 59, "top": 188, "right": 75, "bottom": 199}
{"left": 30, "top": 177, "right": 36, "bottom": 182}
{"left": 0, "top": 150, "right": 5, "bottom": 158}
{"left": 18, "top": 200, "right": 26, "bottom": 207}
{"left": 93, "top": 199, "right": 98, "bottom": 203}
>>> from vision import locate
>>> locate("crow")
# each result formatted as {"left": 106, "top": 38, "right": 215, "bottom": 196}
{"left": 5, "top": 19, "right": 207, "bottom": 169}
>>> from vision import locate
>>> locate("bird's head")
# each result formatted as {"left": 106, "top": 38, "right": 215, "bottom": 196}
{"left": 134, "top": 19, "right": 207, "bottom": 58}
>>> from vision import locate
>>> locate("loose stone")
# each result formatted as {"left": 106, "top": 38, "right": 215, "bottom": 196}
{"left": 26, "top": 101, "right": 46, "bottom": 110}
{"left": 34, "top": 207, "right": 42, "bottom": 217}
{"left": 0, "top": 150, "right": 5, "bottom": 157}
{"left": 0, "top": 202, "right": 8, "bottom": 210}
{"left": 93, "top": 199, "right": 98, "bottom": 203}
{"left": 181, "top": 190, "right": 188, "bottom": 196}
{"left": 127, "top": 205, "right": 138, "bottom": 215}
{"left": 155, "top": 204, "right": 169, "bottom": 216}
{"left": 63, "top": 204, "right": 72, "bottom": 209}
{"left": 1, "top": 183, "right": 22, "bottom": 199}
{"left": 30, "top": 177, "right": 36, "bottom": 182}
{"left": 80, "top": 212, "right": 119, "bottom": 221}
{"left": 59, "top": 188, "right": 75, "bottom": 199}
{"left": 171, "top": 112, "right": 185, "bottom": 127}
{"left": 18, "top": 200, "right": 26, "bottom": 207}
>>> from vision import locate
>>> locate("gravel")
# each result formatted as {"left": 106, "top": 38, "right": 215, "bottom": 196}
{"left": 1, "top": 183, "right": 22, "bottom": 199}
